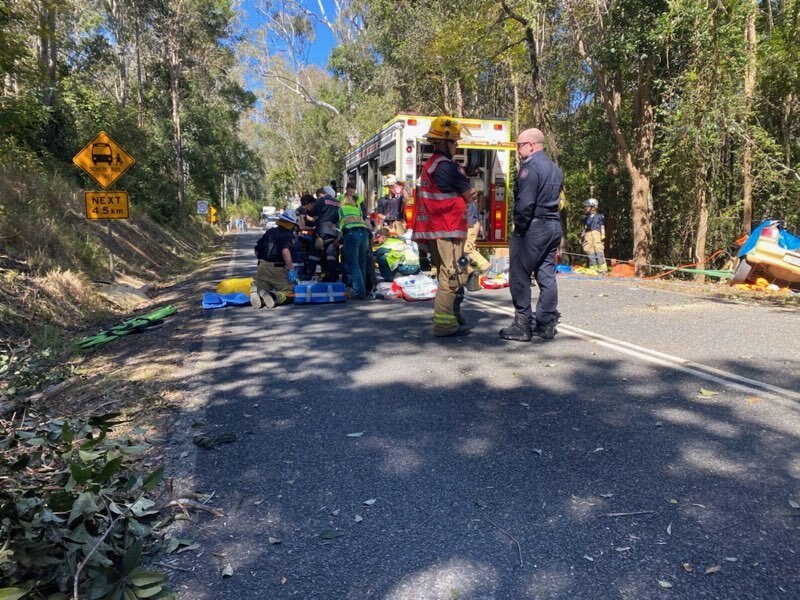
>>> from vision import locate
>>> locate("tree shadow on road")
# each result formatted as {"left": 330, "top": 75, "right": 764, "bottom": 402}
{"left": 163, "top": 286, "right": 800, "bottom": 600}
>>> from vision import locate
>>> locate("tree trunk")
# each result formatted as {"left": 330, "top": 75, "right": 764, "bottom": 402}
{"left": 630, "top": 170, "right": 652, "bottom": 274}
{"left": 441, "top": 72, "right": 451, "bottom": 114}
{"left": 135, "top": 15, "right": 144, "bottom": 127}
{"left": 742, "top": 0, "right": 757, "bottom": 234}
{"left": 512, "top": 70, "right": 520, "bottom": 137}
{"left": 499, "top": 0, "right": 558, "bottom": 160}
{"left": 694, "top": 163, "right": 709, "bottom": 284}
{"left": 169, "top": 49, "right": 185, "bottom": 221}
{"left": 454, "top": 78, "right": 464, "bottom": 118}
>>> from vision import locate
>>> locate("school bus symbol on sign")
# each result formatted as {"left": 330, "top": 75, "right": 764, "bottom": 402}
{"left": 73, "top": 131, "right": 135, "bottom": 189}
{"left": 85, "top": 191, "right": 129, "bottom": 220}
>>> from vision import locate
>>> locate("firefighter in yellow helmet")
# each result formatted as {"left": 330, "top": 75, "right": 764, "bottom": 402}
{"left": 412, "top": 116, "right": 477, "bottom": 337}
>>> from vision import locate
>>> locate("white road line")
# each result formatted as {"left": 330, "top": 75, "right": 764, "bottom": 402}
{"left": 467, "top": 295, "right": 800, "bottom": 405}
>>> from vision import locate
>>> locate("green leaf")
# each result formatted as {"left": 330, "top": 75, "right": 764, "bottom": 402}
{"left": 0, "top": 588, "right": 30, "bottom": 600}
{"left": 141, "top": 466, "right": 164, "bottom": 492}
{"left": 79, "top": 450, "right": 104, "bottom": 462}
{"left": 129, "top": 569, "right": 164, "bottom": 587}
{"left": 97, "top": 457, "right": 123, "bottom": 483}
{"left": 135, "top": 586, "right": 165, "bottom": 599}
{"left": 62, "top": 422, "right": 75, "bottom": 444}
{"left": 70, "top": 463, "right": 92, "bottom": 484}
{"left": 122, "top": 539, "right": 143, "bottom": 575}
{"left": 698, "top": 388, "right": 720, "bottom": 397}
{"left": 69, "top": 491, "right": 99, "bottom": 524}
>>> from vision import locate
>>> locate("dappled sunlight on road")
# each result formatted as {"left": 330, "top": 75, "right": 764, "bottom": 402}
{"left": 384, "top": 558, "right": 499, "bottom": 600}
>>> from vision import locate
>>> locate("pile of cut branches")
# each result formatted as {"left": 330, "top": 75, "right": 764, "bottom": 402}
{"left": 0, "top": 410, "right": 172, "bottom": 600}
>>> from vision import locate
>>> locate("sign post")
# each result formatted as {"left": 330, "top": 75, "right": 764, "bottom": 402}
{"left": 73, "top": 132, "right": 135, "bottom": 283}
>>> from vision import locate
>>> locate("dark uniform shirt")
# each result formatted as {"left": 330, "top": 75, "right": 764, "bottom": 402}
{"left": 377, "top": 194, "right": 403, "bottom": 221}
{"left": 254, "top": 226, "right": 295, "bottom": 266}
{"left": 583, "top": 212, "right": 605, "bottom": 232}
{"left": 430, "top": 151, "right": 471, "bottom": 194}
{"left": 313, "top": 194, "right": 341, "bottom": 235}
{"left": 513, "top": 150, "right": 563, "bottom": 232}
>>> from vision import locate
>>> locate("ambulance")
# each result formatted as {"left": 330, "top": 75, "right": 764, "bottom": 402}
{"left": 344, "top": 113, "right": 514, "bottom": 246}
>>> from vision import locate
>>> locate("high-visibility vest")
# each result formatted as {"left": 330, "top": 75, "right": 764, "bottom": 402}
{"left": 338, "top": 200, "right": 367, "bottom": 231}
{"left": 412, "top": 154, "right": 467, "bottom": 240}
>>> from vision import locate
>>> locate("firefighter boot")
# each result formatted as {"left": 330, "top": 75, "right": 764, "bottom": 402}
{"left": 499, "top": 313, "right": 532, "bottom": 342}
{"left": 454, "top": 291, "right": 466, "bottom": 325}
{"left": 532, "top": 318, "right": 557, "bottom": 340}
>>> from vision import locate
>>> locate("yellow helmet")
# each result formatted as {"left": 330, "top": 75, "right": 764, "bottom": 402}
{"left": 424, "top": 116, "right": 469, "bottom": 141}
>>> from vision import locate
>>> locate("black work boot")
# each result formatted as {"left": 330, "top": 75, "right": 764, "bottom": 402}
{"left": 454, "top": 292, "right": 466, "bottom": 325}
{"left": 499, "top": 314, "right": 532, "bottom": 342}
{"left": 532, "top": 319, "right": 557, "bottom": 339}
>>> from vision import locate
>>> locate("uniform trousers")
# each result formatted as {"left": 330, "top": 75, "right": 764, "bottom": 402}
{"left": 465, "top": 221, "right": 490, "bottom": 273}
{"left": 509, "top": 218, "right": 562, "bottom": 325}
{"left": 342, "top": 227, "right": 370, "bottom": 297}
{"left": 581, "top": 230, "right": 607, "bottom": 271}
{"left": 428, "top": 237, "right": 468, "bottom": 336}
{"left": 254, "top": 262, "right": 293, "bottom": 305}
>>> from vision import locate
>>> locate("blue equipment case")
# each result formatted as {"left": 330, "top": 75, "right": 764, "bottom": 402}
{"left": 294, "top": 281, "right": 347, "bottom": 304}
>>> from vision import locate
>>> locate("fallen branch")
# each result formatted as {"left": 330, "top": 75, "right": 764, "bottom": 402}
{"left": 599, "top": 510, "right": 655, "bottom": 518}
{"left": 483, "top": 517, "right": 523, "bottom": 567}
{"left": 160, "top": 498, "right": 224, "bottom": 518}
{"left": 73, "top": 492, "right": 145, "bottom": 600}
{"left": 29, "top": 376, "right": 81, "bottom": 404}
{"left": 154, "top": 561, "right": 193, "bottom": 572}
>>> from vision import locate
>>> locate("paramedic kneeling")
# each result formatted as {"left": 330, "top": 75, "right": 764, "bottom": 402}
{"left": 499, "top": 128, "right": 563, "bottom": 342}
{"left": 251, "top": 211, "right": 299, "bottom": 309}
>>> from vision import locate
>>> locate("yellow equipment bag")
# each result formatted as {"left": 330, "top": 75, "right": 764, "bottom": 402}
{"left": 216, "top": 277, "right": 254, "bottom": 295}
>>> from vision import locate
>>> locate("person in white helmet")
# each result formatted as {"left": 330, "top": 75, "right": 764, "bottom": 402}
{"left": 251, "top": 211, "right": 300, "bottom": 308}
{"left": 377, "top": 175, "right": 409, "bottom": 235}
{"left": 581, "top": 198, "right": 607, "bottom": 273}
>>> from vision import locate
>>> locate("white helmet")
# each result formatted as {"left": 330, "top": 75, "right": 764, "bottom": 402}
{"left": 583, "top": 198, "right": 599, "bottom": 208}
{"left": 384, "top": 174, "right": 398, "bottom": 186}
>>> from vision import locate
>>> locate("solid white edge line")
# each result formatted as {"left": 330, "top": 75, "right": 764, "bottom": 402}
{"left": 467, "top": 295, "right": 800, "bottom": 405}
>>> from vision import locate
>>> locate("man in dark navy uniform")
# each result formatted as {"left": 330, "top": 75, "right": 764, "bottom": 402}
{"left": 499, "top": 128, "right": 563, "bottom": 342}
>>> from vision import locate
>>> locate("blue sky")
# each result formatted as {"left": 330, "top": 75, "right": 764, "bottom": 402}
{"left": 239, "top": 0, "right": 338, "bottom": 69}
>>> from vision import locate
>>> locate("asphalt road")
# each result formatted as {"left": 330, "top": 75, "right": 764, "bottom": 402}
{"left": 168, "top": 231, "right": 800, "bottom": 600}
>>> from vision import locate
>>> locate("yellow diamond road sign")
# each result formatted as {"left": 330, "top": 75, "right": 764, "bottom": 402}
{"left": 73, "top": 131, "right": 135, "bottom": 189}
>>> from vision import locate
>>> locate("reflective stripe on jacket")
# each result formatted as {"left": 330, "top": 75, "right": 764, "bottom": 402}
{"left": 338, "top": 201, "right": 367, "bottom": 231}
{"left": 413, "top": 155, "right": 467, "bottom": 240}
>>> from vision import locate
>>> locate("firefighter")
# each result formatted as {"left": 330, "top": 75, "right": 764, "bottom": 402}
{"left": 250, "top": 211, "right": 299, "bottom": 309}
{"left": 499, "top": 127, "right": 563, "bottom": 342}
{"left": 313, "top": 186, "right": 341, "bottom": 282}
{"left": 412, "top": 116, "right": 477, "bottom": 337}
{"left": 581, "top": 198, "right": 607, "bottom": 272}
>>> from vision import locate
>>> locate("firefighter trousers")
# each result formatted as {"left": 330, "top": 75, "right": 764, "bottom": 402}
{"left": 428, "top": 237, "right": 468, "bottom": 336}
{"left": 465, "top": 222, "right": 490, "bottom": 273}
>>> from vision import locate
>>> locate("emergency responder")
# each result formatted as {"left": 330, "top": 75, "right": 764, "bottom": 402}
{"left": 313, "top": 186, "right": 341, "bottom": 282}
{"left": 499, "top": 127, "right": 563, "bottom": 342}
{"left": 581, "top": 198, "right": 607, "bottom": 272}
{"left": 250, "top": 211, "right": 299, "bottom": 309}
{"left": 412, "top": 116, "right": 476, "bottom": 337}
{"left": 465, "top": 201, "right": 490, "bottom": 274}
{"left": 377, "top": 176, "right": 409, "bottom": 234}
{"left": 373, "top": 227, "right": 421, "bottom": 281}
{"left": 339, "top": 186, "right": 370, "bottom": 298}
{"left": 297, "top": 194, "right": 318, "bottom": 277}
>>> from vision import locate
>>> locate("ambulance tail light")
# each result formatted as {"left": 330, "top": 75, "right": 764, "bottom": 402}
{"left": 493, "top": 124, "right": 504, "bottom": 130}
{"left": 407, "top": 119, "right": 417, "bottom": 126}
